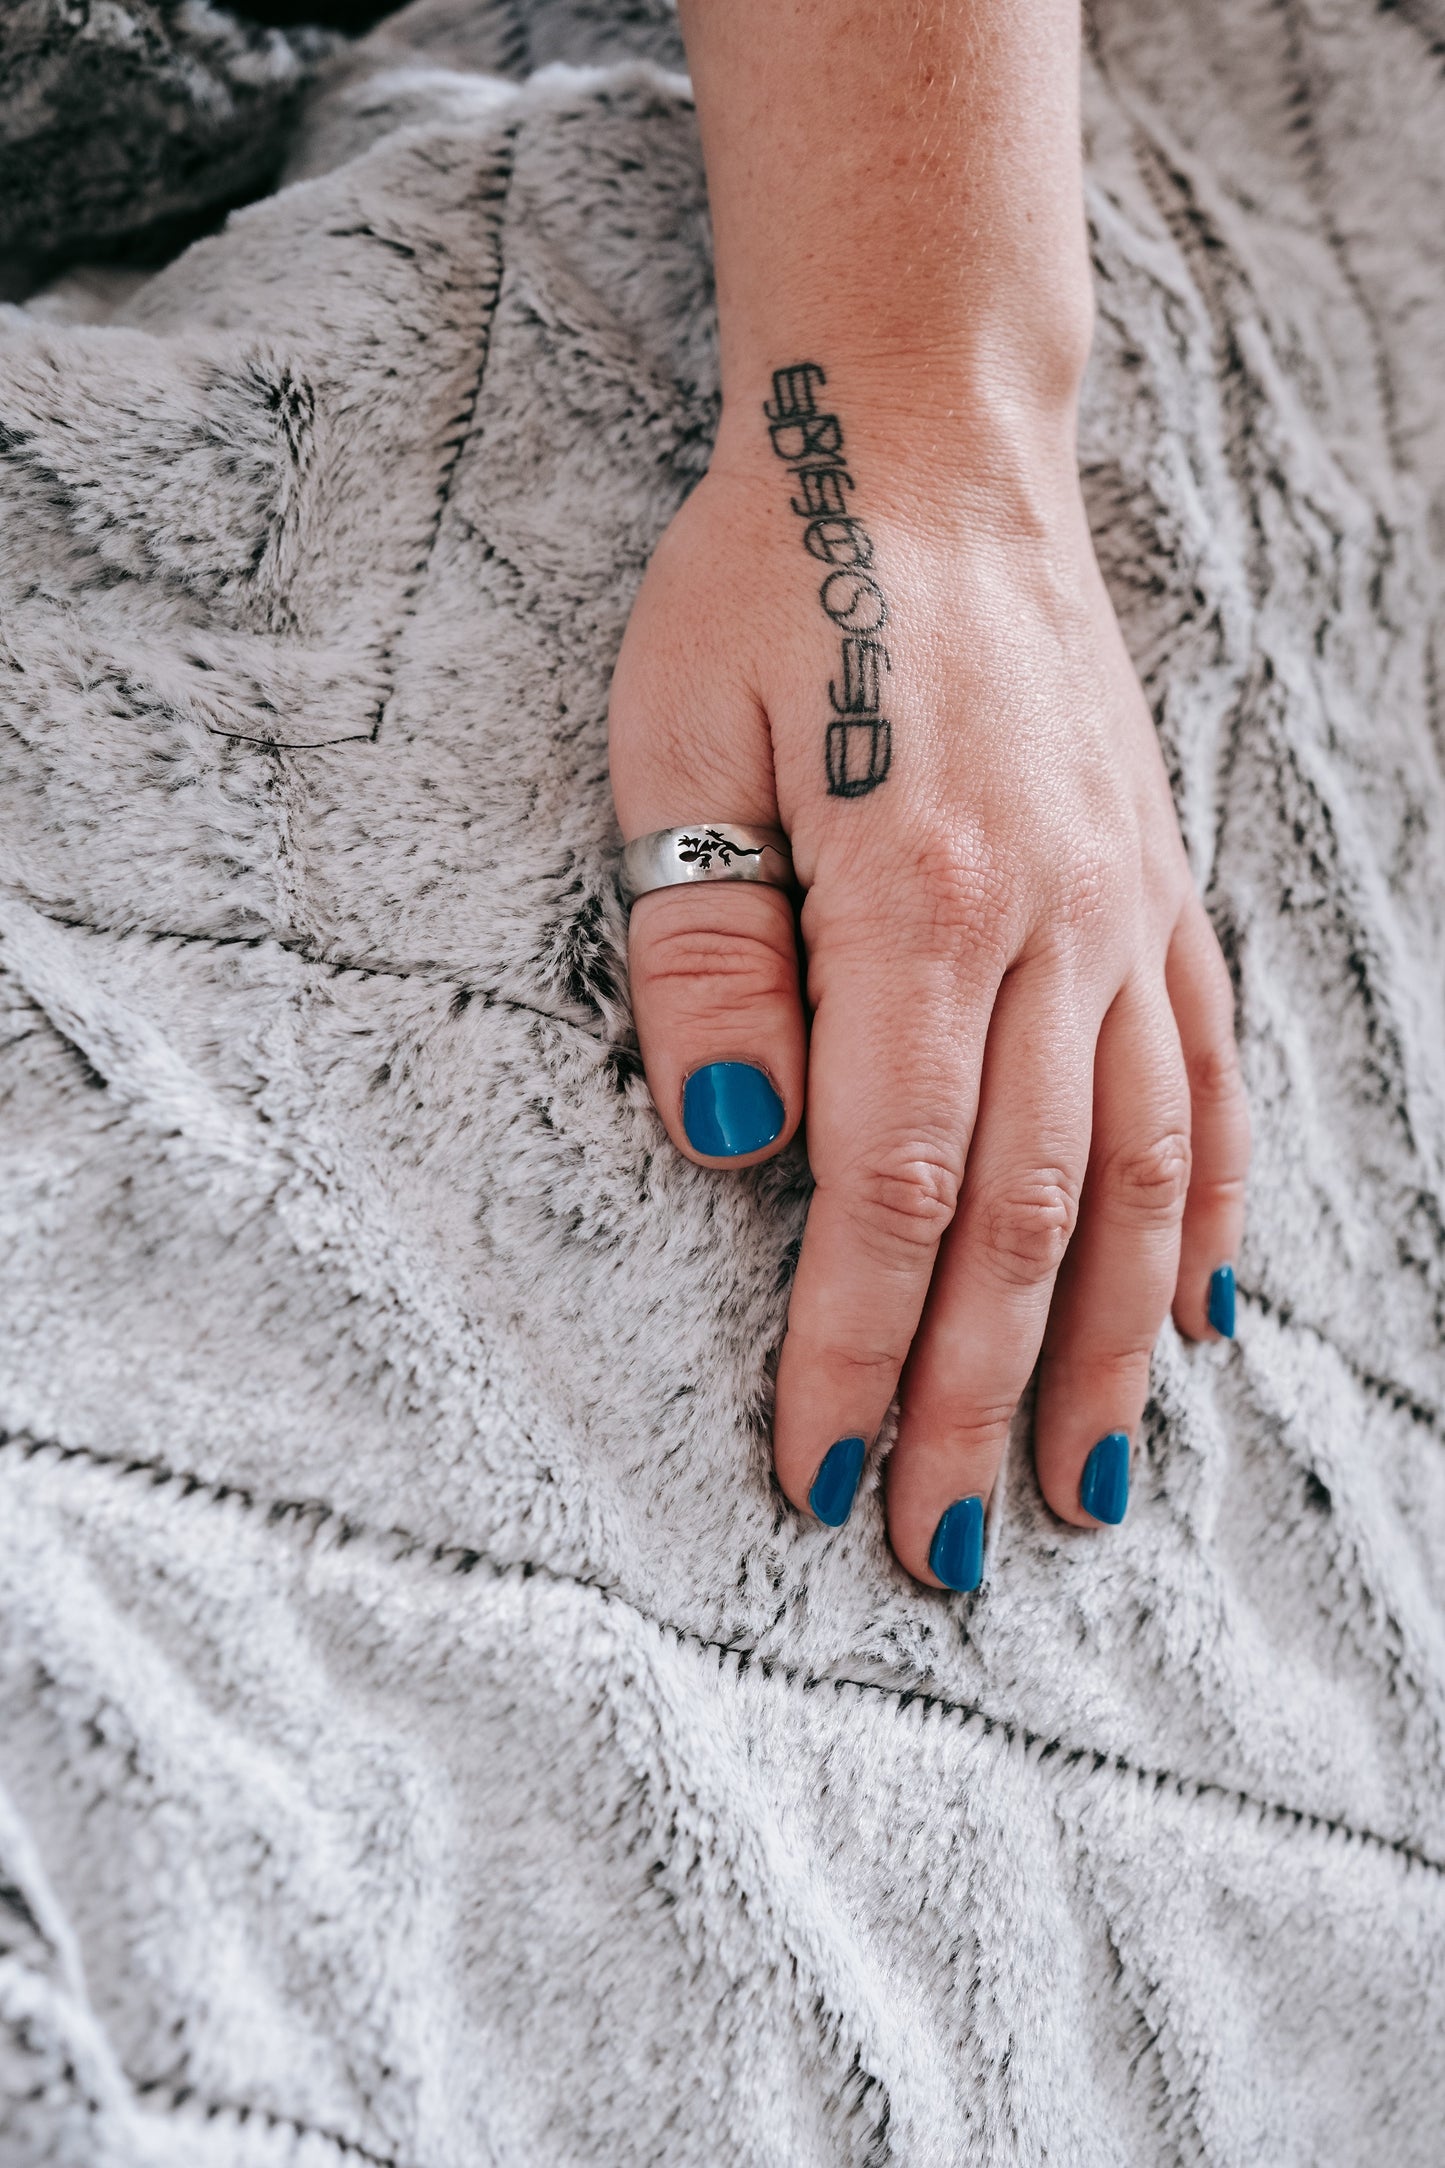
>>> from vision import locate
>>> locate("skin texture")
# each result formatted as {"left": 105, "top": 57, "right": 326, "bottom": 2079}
{"left": 608, "top": 0, "right": 1251, "bottom": 1586}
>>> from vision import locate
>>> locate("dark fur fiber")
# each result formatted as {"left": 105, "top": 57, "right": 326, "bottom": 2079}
{"left": 1, "top": 3, "right": 1444, "bottom": 2163}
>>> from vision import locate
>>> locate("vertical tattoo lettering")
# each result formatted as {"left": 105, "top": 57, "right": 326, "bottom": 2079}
{"left": 790, "top": 467, "right": 853, "bottom": 519}
{"left": 764, "top": 362, "right": 892, "bottom": 797}
{"left": 831, "top": 635, "right": 889, "bottom": 716}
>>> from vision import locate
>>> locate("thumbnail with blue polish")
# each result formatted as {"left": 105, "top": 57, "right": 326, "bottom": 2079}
{"left": 809, "top": 1436, "right": 865, "bottom": 1527}
{"left": 682, "top": 1062, "right": 784, "bottom": 1158}
{"left": 929, "top": 1495, "right": 984, "bottom": 1592}
{"left": 1208, "top": 1262, "right": 1236, "bottom": 1338}
{"left": 1080, "top": 1432, "right": 1130, "bottom": 1525}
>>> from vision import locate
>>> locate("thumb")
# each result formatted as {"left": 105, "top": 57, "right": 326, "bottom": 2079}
{"left": 627, "top": 878, "right": 805, "bottom": 1165}
{"left": 610, "top": 587, "right": 805, "bottom": 1167}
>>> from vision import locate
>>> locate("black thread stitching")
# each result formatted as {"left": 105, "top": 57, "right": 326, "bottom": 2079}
{"left": 0, "top": 913, "right": 1428, "bottom": 1425}
{"left": 164, "top": 134, "right": 517, "bottom": 758}
{"left": 499, "top": 0, "right": 532, "bottom": 79}
{"left": 1244, "top": 1278, "right": 1444, "bottom": 1436}
{"left": 3, "top": 1423, "right": 1440, "bottom": 1876}
{"left": 128, "top": 2078, "right": 425, "bottom": 2168}
{"left": 1275, "top": 0, "right": 1404, "bottom": 470}
{"left": 0, "top": 897, "right": 609, "bottom": 1045}
{"left": 199, "top": 130, "right": 519, "bottom": 756}
{"left": 4, "top": 908, "right": 1438, "bottom": 1429}
{"left": 365, "top": 131, "right": 518, "bottom": 745}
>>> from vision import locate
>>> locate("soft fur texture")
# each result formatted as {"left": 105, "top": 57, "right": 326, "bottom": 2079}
{"left": 2, "top": 2, "right": 1444, "bottom": 2162}
{"left": 0, "top": 1, "right": 337, "bottom": 277}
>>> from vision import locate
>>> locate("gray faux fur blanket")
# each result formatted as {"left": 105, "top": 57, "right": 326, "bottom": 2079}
{"left": 2, "top": 2, "right": 1444, "bottom": 2163}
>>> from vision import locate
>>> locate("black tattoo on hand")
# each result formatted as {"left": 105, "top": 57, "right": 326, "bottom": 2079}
{"left": 764, "top": 362, "right": 892, "bottom": 798}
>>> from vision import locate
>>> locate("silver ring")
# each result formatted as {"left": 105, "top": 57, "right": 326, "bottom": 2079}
{"left": 619, "top": 824, "right": 794, "bottom": 906}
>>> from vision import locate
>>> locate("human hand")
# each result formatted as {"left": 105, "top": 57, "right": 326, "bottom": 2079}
{"left": 609, "top": 364, "right": 1249, "bottom": 1587}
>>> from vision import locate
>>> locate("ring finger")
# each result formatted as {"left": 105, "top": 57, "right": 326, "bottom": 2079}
{"left": 1034, "top": 970, "right": 1191, "bottom": 1528}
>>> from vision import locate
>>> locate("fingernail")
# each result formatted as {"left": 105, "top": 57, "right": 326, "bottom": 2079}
{"left": 808, "top": 1436, "right": 866, "bottom": 1527}
{"left": 1208, "top": 1263, "right": 1236, "bottom": 1339}
{"left": 1080, "top": 1432, "right": 1130, "bottom": 1525}
{"left": 681, "top": 1062, "right": 784, "bottom": 1157}
{"left": 928, "top": 1495, "right": 985, "bottom": 1592}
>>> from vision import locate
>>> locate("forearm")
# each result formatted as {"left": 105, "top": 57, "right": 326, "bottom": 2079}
{"left": 680, "top": 0, "right": 1094, "bottom": 469}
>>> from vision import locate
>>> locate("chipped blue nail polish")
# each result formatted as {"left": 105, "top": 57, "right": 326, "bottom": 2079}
{"left": 808, "top": 1436, "right": 866, "bottom": 1527}
{"left": 1080, "top": 1432, "right": 1130, "bottom": 1525}
{"left": 1208, "top": 1263, "right": 1236, "bottom": 1339}
{"left": 928, "top": 1495, "right": 985, "bottom": 1592}
{"left": 681, "top": 1062, "right": 784, "bottom": 1158}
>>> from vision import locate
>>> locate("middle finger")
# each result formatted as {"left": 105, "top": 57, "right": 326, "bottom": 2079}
{"left": 886, "top": 956, "right": 1100, "bottom": 1587}
{"left": 771, "top": 928, "right": 1001, "bottom": 1531}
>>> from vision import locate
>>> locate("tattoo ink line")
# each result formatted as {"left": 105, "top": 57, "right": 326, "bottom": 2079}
{"left": 764, "top": 362, "right": 892, "bottom": 797}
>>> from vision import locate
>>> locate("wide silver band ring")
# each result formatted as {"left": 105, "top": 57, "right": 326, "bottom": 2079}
{"left": 619, "top": 824, "right": 794, "bottom": 906}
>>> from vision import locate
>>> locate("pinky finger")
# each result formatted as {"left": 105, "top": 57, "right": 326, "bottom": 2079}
{"left": 1166, "top": 896, "right": 1251, "bottom": 1340}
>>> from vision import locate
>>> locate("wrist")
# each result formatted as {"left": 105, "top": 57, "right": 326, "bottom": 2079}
{"left": 707, "top": 335, "right": 1091, "bottom": 545}
{"left": 711, "top": 250, "right": 1096, "bottom": 418}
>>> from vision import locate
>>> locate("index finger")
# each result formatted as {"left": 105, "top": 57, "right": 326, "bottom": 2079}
{"left": 771, "top": 892, "right": 1003, "bottom": 1529}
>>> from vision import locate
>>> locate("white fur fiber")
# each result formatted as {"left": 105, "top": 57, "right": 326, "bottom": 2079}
{"left": 2, "top": 2, "right": 1444, "bottom": 2162}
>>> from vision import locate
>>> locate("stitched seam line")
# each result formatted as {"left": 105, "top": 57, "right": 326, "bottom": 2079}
{"left": 3, "top": 1426, "right": 1440, "bottom": 1877}
{"left": 0, "top": 894, "right": 614, "bottom": 1046}
{"left": 1276, "top": 0, "right": 1404, "bottom": 469}
{"left": 367, "top": 123, "right": 519, "bottom": 744}
{"left": 1244, "top": 1277, "right": 1445, "bottom": 1435}
{"left": 162, "top": 127, "right": 519, "bottom": 760}
{"left": 125, "top": 2077, "right": 429, "bottom": 2168}
{"left": 3, "top": 903, "right": 1440, "bottom": 1432}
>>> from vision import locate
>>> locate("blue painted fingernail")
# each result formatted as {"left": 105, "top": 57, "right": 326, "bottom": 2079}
{"left": 681, "top": 1062, "right": 785, "bottom": 1157}
{"left": 808, "top": 1436, "right": 866, "bottom": 1527}
{"left": 928, "top": 1495, "right": 985, "bottom": 1591}
{"left": 1080, "top": 1432, "right": 1130, "bottom": 1525}
{"left": 1208, "top": 1263, "right": 1236, "bottom": 1339}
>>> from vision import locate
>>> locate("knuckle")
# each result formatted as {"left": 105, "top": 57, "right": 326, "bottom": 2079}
{"left": 909, "top": 832, "right": 1010, "bottom": 955}
{"left": 1047, "top": 1344, "right": 1156, "bottom": 1399}
{"left": 1025, "top": 841, "right": 1135, "bottom": 971}
{"left": 820, "top": 825, "right": 1012, "bottom": 965}
{"left": 795, "top": 1340, "right": 907, "bottom": 1384}
{"left": 633, "top": 917, "right": 794, "bottom": 1008}
{"left": 1187, "top": 1037, "right": 1245, "bottom": 1111}
{"left": 973, "top": 1167, "right": 1081, "bottom": 1286}
{"left": 836, "top": 1140, "right": 964, "bottom": 1262}
{"left": 933, "top": 1399, "right": 1019, "bottom": 1454}
{"left": 1056, "top": 846, "right": 1122, "bottom": 936}
{"left": 1193, "top": 1167, "right": 1248, "bottom": 1214}
{"left": 1105, "top": 1129, "right": 1193, "bottom": 1225}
